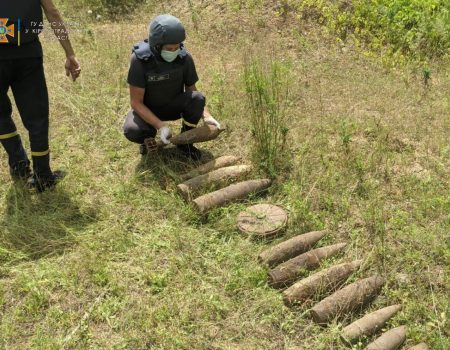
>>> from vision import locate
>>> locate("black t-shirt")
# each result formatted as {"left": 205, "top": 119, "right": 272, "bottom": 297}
{"left": 0, "top": 40, "right": 43, "bottom": 59}
{"left": 127, "top": 51, "right": 199, "bottom": 109}
{"left": 0, "top": 0, "right": 44, "bottom": 59}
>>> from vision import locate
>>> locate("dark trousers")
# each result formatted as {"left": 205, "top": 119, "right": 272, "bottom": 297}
{"left": 123, "top": 91, "right": 205, "bottom": 144}
{"left": 0, "top": 57, "right": 51, "bottom": 176}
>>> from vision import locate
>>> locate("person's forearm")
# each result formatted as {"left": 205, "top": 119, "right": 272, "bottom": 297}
{"left": 202, "top": 106, "right": 212, "bottom": 119}
{"left": 132, "top": 102, "right": 164, "bottom": 130}
{"left": 45, "top": 11, "right": 75, "bottom": 57}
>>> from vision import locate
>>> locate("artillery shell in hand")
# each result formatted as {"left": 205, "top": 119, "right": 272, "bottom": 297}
{"left": 170, "top": 125, "right": 224, "bottom": 145}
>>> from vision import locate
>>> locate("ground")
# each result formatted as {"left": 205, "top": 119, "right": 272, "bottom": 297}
{"left": 0, "top": 1, "right": 449, "bottom": 349}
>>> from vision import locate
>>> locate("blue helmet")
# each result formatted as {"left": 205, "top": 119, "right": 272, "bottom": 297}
{"left": 149, "top": 14, "right": 186, "bottom": 47}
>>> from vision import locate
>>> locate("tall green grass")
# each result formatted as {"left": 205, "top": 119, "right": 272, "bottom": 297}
{"left": 243, "top": 59, "right": 290, "bottom": 177}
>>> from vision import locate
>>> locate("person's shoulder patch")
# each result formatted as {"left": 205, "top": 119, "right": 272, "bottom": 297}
{"left": 132, "top": 41, "right": 153, "bottom": 61}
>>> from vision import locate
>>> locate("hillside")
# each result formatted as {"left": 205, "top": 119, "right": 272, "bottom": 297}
{"left": 0, "top": 1, "right": 449, "bottom": 349}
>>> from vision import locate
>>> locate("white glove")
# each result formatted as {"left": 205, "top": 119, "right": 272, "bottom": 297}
{"left": 203, "top": 116, "right": 221, "bottom": 129}
{"left": 159, "top": 125, "right": 172, "bottom": 145}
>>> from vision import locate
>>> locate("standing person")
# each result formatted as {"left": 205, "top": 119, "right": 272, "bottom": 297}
{"left": 0, "top": 0, "right": 81, "bottom": 192}
{"left": 123, "top": 14, "right": 221, "bottom": 161}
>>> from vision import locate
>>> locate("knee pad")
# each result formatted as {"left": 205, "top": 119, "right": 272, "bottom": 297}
{"left": 191, "top": 91, "right": 206, "bottom": 107}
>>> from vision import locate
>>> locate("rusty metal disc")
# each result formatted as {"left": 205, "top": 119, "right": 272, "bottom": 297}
{"left": 237, "top": 204, "right": 288, "bottom": 238}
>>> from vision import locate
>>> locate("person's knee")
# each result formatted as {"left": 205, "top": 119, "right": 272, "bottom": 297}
{"left": 123, "top": 111, "right": 154, "bottom": 144}
{"left": 184, "top": 91, "right": 205, "bottom": 124}
{"left": 123, "top": 124, "right": 145, "bottom": 143}
{"left": 191, "top": 91, "right": 206, "bottom": 108}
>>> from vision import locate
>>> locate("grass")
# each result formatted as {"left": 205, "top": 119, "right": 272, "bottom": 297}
{"left": 0, "top": 0, "right": 449, "bottom": 349}
{"left": 243, "top": 58, "right": 290, "bottom": 177}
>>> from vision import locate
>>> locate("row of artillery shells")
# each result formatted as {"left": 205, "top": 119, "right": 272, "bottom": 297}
{"left": 258, "top": 230, "right": 327, "bottom": 268}
{"left": 269, "top": 243, "right": 348, "bottom": 288}
{"left": 178, "top": 165, "right": 253, "bottom": 200}
{"left": 178, "top": 155, "right": 273, "bottom": 213}
{"left": 364, "top": 326, "right": 407, "bottom": 350}
{"left": 311, "top": 275, "right": 385, "bottom": 324}
{"left": 343, "top": 306, "right": 428, "bottom": 349}
{"left": 180, "top": 155, "right": 241, "bottom": 181}
{"left": 193, "top": 179, "right": 272, "bottom": 213}
{"left": 342, "top": 304, "right": 402, "bottom": 343}
{"left": 283, "top": 260, "right": 362, "bottom": 306}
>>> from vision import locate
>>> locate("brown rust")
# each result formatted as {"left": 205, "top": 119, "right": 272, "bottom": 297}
{"left": 407, "top": 343, "right": 429, "bottom": 350}
{"left": 342, "top": 304, "right": 402, "bottom": 343}
{"left": 268, "top": 243, "right": 348, "bottom": 288}
{"left": 258, "top": 230, "right": 327, "bottom": 268}
{"left": 311, "top": 275, "right": 385, "bottom": 324}
{"left": 171, "top": 125, "right": 224, "bottom": 145}
{"left": 363, "top": 326, "right": 407, "bottom": 350}
{"left": 177, "top": 165, "right": 252, "bottom": 200}
{"left": 180, "top": 155, "right": 241, "bottom": 181}
{"left": 283, "top": 260, "right": 362, "bottom": 306}
{"left": 193, "top": 179, "right": 272, "bottom": 213}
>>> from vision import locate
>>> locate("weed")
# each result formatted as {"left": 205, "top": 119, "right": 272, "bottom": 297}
{"left": 243, "top": 58, "right": 291, "bottom": 177}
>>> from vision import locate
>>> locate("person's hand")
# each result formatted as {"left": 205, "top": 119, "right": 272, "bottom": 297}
{"left": 159, "top": 125, "right": 172, "bottom": 145}
{"left": 203, "top": 115, "right": 221, "bottom": 129}
{"left": 65, "top": 55, "right": 81, "bottom": 82}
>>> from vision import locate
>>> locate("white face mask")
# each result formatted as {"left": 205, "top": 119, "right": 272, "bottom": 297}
{"left": 161, "top": 49, "right": 180, "bottom": 62}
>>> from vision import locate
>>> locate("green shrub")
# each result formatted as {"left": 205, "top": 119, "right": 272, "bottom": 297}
{"left": 243, "top": 58, "right": 290, "bottom": 177}
{"left": 297, "top": 0, "right": 450, "bottom": 60}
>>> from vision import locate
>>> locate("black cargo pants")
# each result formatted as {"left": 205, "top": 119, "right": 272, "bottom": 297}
{"left": 0, "top": 57, "right": 51, "bottom": 176}
{"left": 123, "top": 90, "right": 205, "bottom": 144}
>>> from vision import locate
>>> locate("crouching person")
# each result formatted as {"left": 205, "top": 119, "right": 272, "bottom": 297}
{"left": 123, "top": 14, "right": 220, "bottom": 161}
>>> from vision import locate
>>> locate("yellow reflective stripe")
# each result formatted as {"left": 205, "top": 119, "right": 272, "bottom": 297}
{"left": 182, "top": 119, "right": 197, "bottom": 128}
{"left": 0, "top": 131, "right": 18, "bottom": 140}
{"left": 31, "top": 149, "right": 50, "bottom": 157}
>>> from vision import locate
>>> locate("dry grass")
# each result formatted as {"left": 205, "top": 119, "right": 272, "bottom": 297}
{"left": 0, "top": 1, "right": 449, "bottom": 349}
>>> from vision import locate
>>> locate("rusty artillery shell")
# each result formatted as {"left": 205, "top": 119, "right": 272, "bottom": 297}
{"left": 311, "top": 275, "right": 385, "bottom": 324}
{"left": 283, "top": 260, "right": 362, "bottom": 306}
{"left": 407, "top": 343, "right": 429, "bottom": 350}
{"left": 193, "top": 179, "right": 272, "bottom": 213}
{"left": 177, "top": 165, "right": 252, "bottom": 200}
{"left": 364, "top": 326, "right": 407, "bottom": 350}
{"left": 171, "top": 125, "right": 224, "bottom": 145}
{"left": 269, "top": 243, "right": 348, "bottom": 288}
{"left": 258, "top": 230, "right": 327, "bottom": 268}
{"left": 180, "top": 155, "right": 241, "bottom": 181}
{"left": 342, "top": 304, "right": 402, "bottom": 343}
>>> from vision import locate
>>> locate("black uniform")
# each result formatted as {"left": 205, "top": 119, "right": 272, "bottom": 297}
{"left": 0, "top": 0, "right": 52, "bottom": 177}
{"left": 123, "top": 41, "right": 205, "bottom": 144}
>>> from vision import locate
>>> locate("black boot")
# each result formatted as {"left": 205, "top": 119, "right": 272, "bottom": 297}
{"left": 139, "top": 143, "right": 147, "bottom": 155}
{"left": 177, "top": 121, "right": 202, "bottom": 161}
{"left": 9, "top": 160, "right": 32, "bottom": 181}
{"left": 28, "top": 170, "right": 66, "bottom": 193}
{"left": 176, "top": 144, "right": 202, "bottom": 161}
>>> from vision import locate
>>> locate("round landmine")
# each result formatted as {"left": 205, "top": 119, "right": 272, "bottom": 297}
{"left": 237, "top": 204, "right": 287, "bottom": 238}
